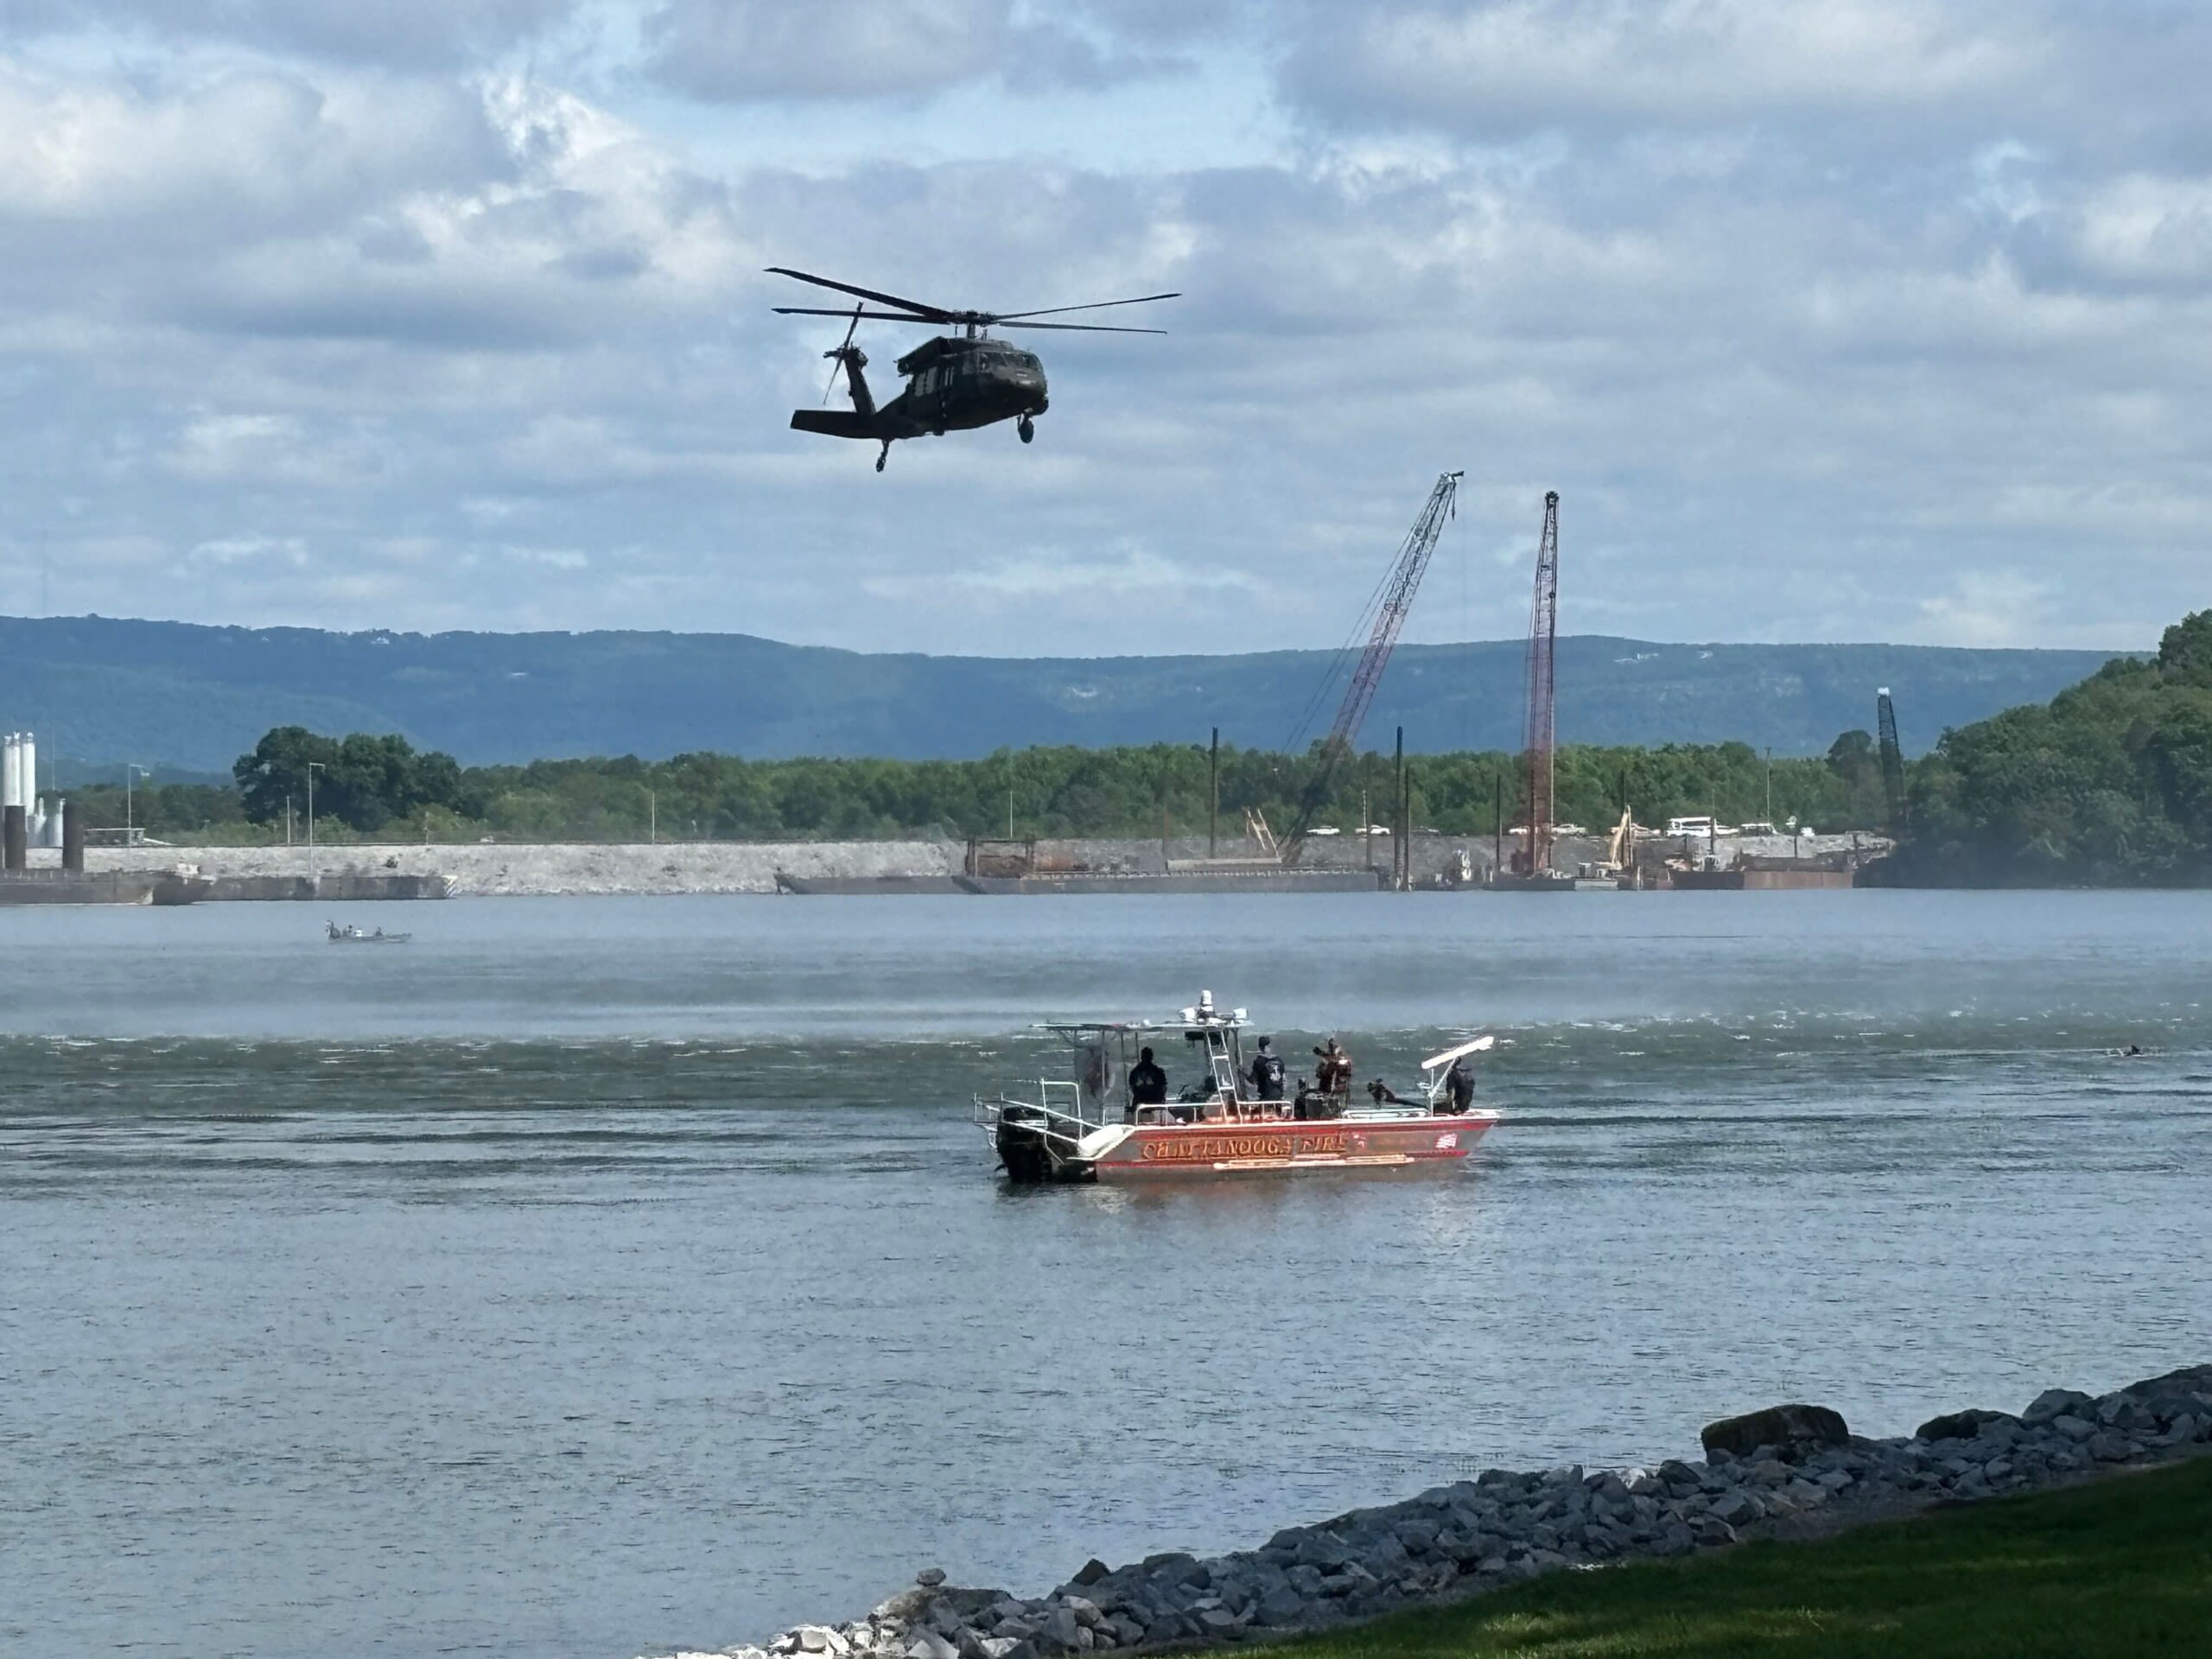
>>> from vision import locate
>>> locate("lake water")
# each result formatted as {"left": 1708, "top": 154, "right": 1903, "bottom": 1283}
{"left": 3, "top": 892, "right": 2208, "bottom": 1657}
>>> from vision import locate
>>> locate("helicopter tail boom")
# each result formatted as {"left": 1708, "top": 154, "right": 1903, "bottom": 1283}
{"left": 790, "top": 410, "right": 878, "bottom": 439}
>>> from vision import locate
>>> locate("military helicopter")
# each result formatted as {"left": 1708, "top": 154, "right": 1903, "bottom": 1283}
{"left": 769, "top": 267, "right": 1179, "bottom": 472}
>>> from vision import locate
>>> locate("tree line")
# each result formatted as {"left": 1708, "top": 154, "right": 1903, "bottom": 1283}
{"left": 69, "top": 723, "right": 1899, "bottom": 846}
{"left": 1891, "top": 609, "right": 2212, "bottom": 885}
{"left": 68, "top": 616, "right": 2209, "bottom": 883}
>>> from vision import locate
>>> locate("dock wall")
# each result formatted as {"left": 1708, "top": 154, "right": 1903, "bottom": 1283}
{"left": 29, "top": 830, "right": 1888, "bottom": 899}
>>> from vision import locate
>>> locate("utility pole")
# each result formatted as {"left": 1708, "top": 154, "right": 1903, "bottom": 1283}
{"left": 648, "top": 788, "right": 657, "bottom": 845}
{"left": 1492, "top": 769, "right": 1504, "bottom": 881}
{"left": 125, "top": 764, "right": 149, "bottom": 846}
{"left": 1362, "top": 788, "right": 1371, "bottom": 872}
{"left": 285, "top": 794, "right": 293, "bottom": 847}
{"left": 1007, "top": 789, "right": 1015, "bottom": 839}
{"left": 306, "top": 761, "right": 323, "bottom": 872}
{"left": 1764, "top": 747, "right": 1773, "bottom": 826}
{"left": 1394, "top": 726, "right": 1407, "bottom": 891}
{"left": 1208, "top": 728, "right": 1219, "bottom": 857}
{"left": 1401, "top": 755, "right": 1414, "bottom": 891}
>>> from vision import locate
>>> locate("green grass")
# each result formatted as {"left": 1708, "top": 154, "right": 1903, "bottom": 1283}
{"left": 1255, "top": 1457, "right": 2212, "bottom": 1658}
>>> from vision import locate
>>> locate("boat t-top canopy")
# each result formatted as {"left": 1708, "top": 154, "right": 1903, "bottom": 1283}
{"left": 1037, "top": 1020, "right": 1172, "bottom": 1039}
{"left": 1421, "top": 1034, "right": 1496, "bottom": 1072}
{"left": 1037, "top": 991, "right": 1247, "bottom": 1040}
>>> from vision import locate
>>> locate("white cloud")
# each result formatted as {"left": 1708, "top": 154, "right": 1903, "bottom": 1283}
{"left": 2072, "top": 174, "right": 2212, "bottom": 284}
{"left": 1917, "top": 570, "right": 2056, "bottom": 647}
{"left": 1284, "top": 0, "right": 2049, "bottom": 133}
{"left": 0, "top": 1, "right": 2206, "bottom": 657}
{"left": 642, "top": 0, "right": 1012, "bottom": 100}
{"left": 0, "top": 0, "right": 582, "bottom": 68}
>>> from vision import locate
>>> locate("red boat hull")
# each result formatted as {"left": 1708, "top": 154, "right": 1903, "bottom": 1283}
{"left": 1085, "top": 1112, "right": 1498, "bottom": 1179}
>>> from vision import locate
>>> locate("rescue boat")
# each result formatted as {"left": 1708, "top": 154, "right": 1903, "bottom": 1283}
{"left": 973, "top": 992, "right": 1500, "bottom": 1183}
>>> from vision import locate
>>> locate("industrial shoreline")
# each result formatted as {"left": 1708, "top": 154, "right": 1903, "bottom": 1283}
{"left": 31, "top": 830, "right": 1890, "bottom": 899}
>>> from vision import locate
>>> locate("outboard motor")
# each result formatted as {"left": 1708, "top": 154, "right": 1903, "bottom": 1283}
{"left": 995, "top": 1105, "right": 1056, "bottom": 1185}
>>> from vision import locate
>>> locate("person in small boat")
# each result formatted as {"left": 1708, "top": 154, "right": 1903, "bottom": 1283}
{"left": 1366, "top": 1077, "right": 1403, "bottom": 1105}
{"left": 1440, "top": 1056, "right": 1476, "bottom": 1115}
{"left": 1128, "top": 1046, "right": 1168, "bottom": 1108}
{"left": 1249, "top": 1037, "right": 1287, "bottom": 1103}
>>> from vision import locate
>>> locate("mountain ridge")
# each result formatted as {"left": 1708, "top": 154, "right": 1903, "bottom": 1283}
{"left": 0, "top": 613, "right": 2127, "bottom": 773}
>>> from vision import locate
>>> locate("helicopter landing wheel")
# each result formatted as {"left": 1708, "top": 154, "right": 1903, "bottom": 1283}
{"left": 1018, "top": 416, "right": 1035, "bottom": 444}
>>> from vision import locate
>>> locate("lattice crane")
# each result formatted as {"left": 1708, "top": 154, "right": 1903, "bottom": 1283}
{"left": 1280, "top": 471, "right": 1461, "bottom": 861}
{"left": 1518, "top": 491, "right": 1561, "bottom": 875}
{"left": 1877, "top": 687, "right": 1907, "bottom": 836}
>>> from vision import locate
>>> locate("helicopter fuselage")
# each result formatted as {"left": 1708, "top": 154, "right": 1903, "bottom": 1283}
{"left": 770, "top": 264, "right": 1173, "bottom": 470}
{"left": 791, "top": 334, "right": 1048, "bottom": 449}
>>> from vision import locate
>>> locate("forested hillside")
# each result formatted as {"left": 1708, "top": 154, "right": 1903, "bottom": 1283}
{"left": 1896, "top": 611, "right": 2212, "bottom": 885}
{"left": 0, "top": 613, "right": 2118, "bottom": 772}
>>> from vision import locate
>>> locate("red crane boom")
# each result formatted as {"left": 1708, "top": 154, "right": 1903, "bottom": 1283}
{"left": 1281, "top": 471, "right": 1461, "bottom": 860}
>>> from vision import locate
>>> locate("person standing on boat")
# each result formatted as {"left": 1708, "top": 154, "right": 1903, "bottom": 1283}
{"left": 1249, "top": 1037, "right": 1287, "bottom": 1103}
{"left": 1128, "top": 1046, "right": 1168, "bottom": 1109}
{"left": 1440, "top": 1055, "right": 1476, "bottom": 1115}
{"left": 1313, "top": 1038, "right": 1352, "bottom": 1096}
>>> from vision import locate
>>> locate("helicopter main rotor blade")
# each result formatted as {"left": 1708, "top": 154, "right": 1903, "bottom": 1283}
{"left": 766, "top": 268, "right": 955, "bottom": 322}
{"left": 990, "top": 291, "right": 1180, "bottom": 322}
{"left": 773, "top": 306, "right": 938, "bottom": 321}
{"left": 995, "top": 321, "right": 1169, "bottom": 334}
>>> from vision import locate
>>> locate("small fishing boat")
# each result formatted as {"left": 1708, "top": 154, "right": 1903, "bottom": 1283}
{"left": 326, "top": 921, "right": 410, "bottom": 944}
{"left": 974, "top": 992, "right": 1499, "bottom": 1183}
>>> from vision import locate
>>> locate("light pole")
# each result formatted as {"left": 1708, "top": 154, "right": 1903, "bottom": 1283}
{"left": 306, "top": 762, "right": 324, "bottom": 869}
{"left": 124, "top": 764, "right": 150, "bottom": 846}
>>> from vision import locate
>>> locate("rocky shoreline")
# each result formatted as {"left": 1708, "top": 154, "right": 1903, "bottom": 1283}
{"left": 657, "top": 1363, "right": 2212, "bottom": 1659}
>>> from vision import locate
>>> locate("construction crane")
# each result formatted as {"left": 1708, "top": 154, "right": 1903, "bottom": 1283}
{"left": 1278, "top": 471, "right": 1462, "bottom": 861}
{"left": 1517, "top": 491, "right": 1561, "bottom": 876}
{"left": 1876, "top": 687, "right": 1907, "bottom": 836}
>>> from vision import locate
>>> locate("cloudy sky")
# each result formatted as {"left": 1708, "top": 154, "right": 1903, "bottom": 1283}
{"left": 0, "top": 1, "right": 2204, "bottom": 655}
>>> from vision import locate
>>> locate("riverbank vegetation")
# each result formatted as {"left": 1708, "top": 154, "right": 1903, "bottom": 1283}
{"left": 67, "top": 611, "right": 2208, "bottom": 874}
{"left": 1896, "top": 609, "right": 2212, "bottom": 886}
{"left": 1260, "top": 1455, "right": 2211, "bottom": 1659}
{"left": 70, "top": 729, "right": 1895, "bottom": 845}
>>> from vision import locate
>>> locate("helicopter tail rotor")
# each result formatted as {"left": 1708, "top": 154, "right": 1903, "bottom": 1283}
{"left": 821, "top": 305, "right": 863, "bottom": 404}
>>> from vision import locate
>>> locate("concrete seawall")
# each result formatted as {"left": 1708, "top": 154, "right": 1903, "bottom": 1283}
{"left": 68, "top": 840, "right": 960, "bottom": 897}
{"left": 40, "top": 829, "right": 1885, "bottom": 899}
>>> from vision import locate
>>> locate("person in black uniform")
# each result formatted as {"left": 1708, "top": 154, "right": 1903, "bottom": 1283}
{"left": 1440, "top": 1055, "right": 1476, "bottom": 1114}
{"left": 1249, "top": 1036, "right": 1287, "bottom": 1103}
{"left": 1128, "top": 1046, "right": 1168, "bottom": 1108}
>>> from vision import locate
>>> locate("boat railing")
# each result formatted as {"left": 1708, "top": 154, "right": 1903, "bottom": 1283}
{"left": 971, "top": 1079, "right": 1103, "bottom": 1152}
